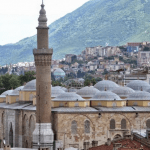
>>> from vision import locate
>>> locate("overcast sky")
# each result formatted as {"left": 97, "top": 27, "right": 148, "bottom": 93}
{"left": 0, "top": 0, "right": 89, "bottom": 45}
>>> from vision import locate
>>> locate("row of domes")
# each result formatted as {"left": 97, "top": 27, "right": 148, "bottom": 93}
{"left": 1, "top": 79, "right": 150, "bottom": 101}
{"left": 21, "top": 79, "right": 150, "bottom": 92}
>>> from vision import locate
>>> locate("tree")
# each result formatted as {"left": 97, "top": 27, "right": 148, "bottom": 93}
{"left": 9, "top": 75, "right": 20, "bottom": 89}
{"left": 1, "top": 74, "right": 12, "bottom": 90}
{"left": 84, "top": 79, "right": 91, "bottom": 86}
{"left": 91, "top": 78, "right": 96, "bottom": 85}
{"left": 19, "top": 71, "right": 36, "bottom": 85}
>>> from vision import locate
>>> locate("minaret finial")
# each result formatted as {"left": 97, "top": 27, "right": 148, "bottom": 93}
{"left": 38, "top": 0, "right": 47, "bottom": 28}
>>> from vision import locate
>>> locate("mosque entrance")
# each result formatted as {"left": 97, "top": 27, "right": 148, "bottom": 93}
{"left": 9, "top": 123, "right": 13, "bottom": 147}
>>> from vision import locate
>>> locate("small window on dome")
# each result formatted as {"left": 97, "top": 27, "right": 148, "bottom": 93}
{"left": 133, "top": 102, "right": 138, "bottom": 106}
{"left": 75, "top": 103, "right": 79, "bottom": 107}
{"left": 86, "top": 102, "right": 88, "bottom": 107}
{"left": 98, "top": 102, "right": 101, "bottom": 106}
{"left": 16, "top": 98, "right": 19, "bottom": 102}
{"left": 21, "top": 94, "right": 23, "bottom": 100}
{"left": 59, "top": 103, "right": 64, "bottom": 107}
{"left": 112, "top": 102, "right": 117, "bottom": 107}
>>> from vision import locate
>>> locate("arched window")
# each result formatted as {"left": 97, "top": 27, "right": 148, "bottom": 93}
{"left": 146, "top": 119, "right": 150, "bottom": 128}
{"left": 23, "top": 115, "right": 29, "bottom": 135}
{"left": 9, "top": 123, "right": 13, "bottom": 147}
{"left": 71, "top": 120, "right": 77, "bottom": 134}
{"left": 121, "top": 119, "right": 126, "bottom": 129}
{"left": 110, "top": 119, "right": 115, "bottom": 129}
{"left": 113, "top": 134, "right": 121, "bottom": 140}
{"left": 29, "top": 115, "right": 35, "bottom": 136}
{"left": 2, "top": 112, "right": 4, "bottom": 125}
{"left": 84, "top": 120, "right": 90, "bottom": 133}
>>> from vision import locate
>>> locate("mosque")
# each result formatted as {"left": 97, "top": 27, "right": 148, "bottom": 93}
{"left": 0, "top": 79, "right": 150, "bottom": 149}
{"left": 0, "top": 1, "right": 150, "bottom": 150}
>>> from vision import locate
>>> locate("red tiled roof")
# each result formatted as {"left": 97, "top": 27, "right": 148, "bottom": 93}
{"left": 127, "top": 43, "right": 142, "bottom": 46}
{"left": 90, "top": 139, "right": 150, "bottom": 150}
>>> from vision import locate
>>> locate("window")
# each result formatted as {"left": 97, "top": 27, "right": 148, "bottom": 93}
{"left": 71, "top": 120, "right": 77, "bottom": 134}
{"left": 112, "top": 102, "right": 117, "bottom": 107}
{"left": 133, "top": 102, "right": 138, "bottom": 106}
{"left": 146, "top": 119, "right": 150, "bottom": 128}
{"left": 59, "top": 103, "right": 64, "bottom": 107}
{"left": 121, "top": 119, "right": 126, "bottom": 129}
{"left": 98, "top": 102, "right": 101, "bottom": 106}
{"left": 75, "top": 103, "right": 79, "bottom": 107}
{"left": 148, "top": 102, "right": 150, "bottom": 106}
{"left": 29, "top": 94, "right": 34, "bottom": 101}
{"left": 84, "top": 120, "right": 90, "bottom": 133}
{"left": 110, "top": 119, "right": 115, "bottom": 129}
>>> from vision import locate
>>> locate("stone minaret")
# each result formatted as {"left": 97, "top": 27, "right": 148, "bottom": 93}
{"left": 32, "top": 1, "right": 54, "bottom": 149}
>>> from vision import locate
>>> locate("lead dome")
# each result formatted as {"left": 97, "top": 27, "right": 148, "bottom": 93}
{"left": 91, "top": 91, "right": 122, "bottom": 101}
{"left": 0, "top": 90, "right": 14, "bottom": 98}
{"left": 22, "top": 79, "right": 36, "bottom": 91}
{"left": 94, "top": 80, "right": 119, "bottom": 91}
{"left": 9, "top": 86, "right": 24, "bottom": 96}
{"left": 127, "top": 80, "right": 150, "bottom": 91}
{"left": 112, "top": 86, "right": 135, "bottom": 98}
{"left": 126, "top": 91, "right": 150, "bottom": 100}
{"left": 53, "top": 93, "right": 85, "bottom": 101}
{"left": 51, "top": 87, "right": 65, "bottom": 98}
{"left": 76, "top": 86, "right": 99, "bottom": 98}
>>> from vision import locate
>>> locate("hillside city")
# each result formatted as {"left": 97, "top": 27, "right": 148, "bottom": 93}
{"left": 1, "top": 41, "right": 150, "bottom": 88}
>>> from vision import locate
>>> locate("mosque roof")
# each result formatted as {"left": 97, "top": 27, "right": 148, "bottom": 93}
{"left": 8, "top": 86, "right": 24, "bottom": 96}
{"left": 53, "top": 92, "right": 85, "bottom": 101}
{"left": 126, "top": 91, "right": 150, "bottom": 100}
{"left": 126, "top": 80, "right": 150, "bottom": 91}
{"left": 112, "top": 86, "right": 135, "bottom": 97}
{"left": 54, "top": 86, "right": 68, "bottom": 92}
{"left": 94, "top": 80, "right": 119, "bottom": 91}
{"left": 95, "top": 106, "right": 150, "bottom": 112}
{"left": 52, "top": 107, "right": 97, "bottom": 113}
{"left": 90, "top": 91, "right": 122, "bottom": 101}
{"left": 68, "top": 88, "right": 78, "bottom": 92}
{"left": 76, "top": 86, "right": 99, "bottom": 97}
{"left": 0, "top": 90, "right": 13, "bottom": 98}
{"left": 22, "top": 79, "right": 36, "bottom": 91}
{"left": 51, "top": 87, "right": 65, "bottom": 97}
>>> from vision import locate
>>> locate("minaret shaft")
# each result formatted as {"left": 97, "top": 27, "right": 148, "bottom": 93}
{"left": 37, "top": 28, "right": 49, "bottom": 49}
{"left": 32, "top": 1, "right": 54, "bottom": 149}
{"left": 36, "top": 65, "right": 51, "bottom": 123}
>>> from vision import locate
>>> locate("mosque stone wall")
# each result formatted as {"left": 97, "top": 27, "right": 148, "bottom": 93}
{"left": 53, "top": 112, "right": 150, "bottom": 149}
{"left": 0, "top": 108, "right": 150, "bottom": 149}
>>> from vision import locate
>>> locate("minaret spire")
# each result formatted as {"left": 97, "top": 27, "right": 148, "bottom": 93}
{"left": 38, "top": 0, "right": 47, "bottom": 28}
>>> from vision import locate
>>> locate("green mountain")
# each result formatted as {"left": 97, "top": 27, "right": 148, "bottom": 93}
{"left": 1, "top": 0, "right": 150, "bottom": 65}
